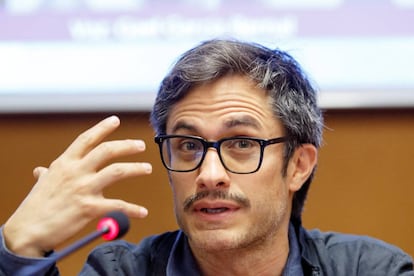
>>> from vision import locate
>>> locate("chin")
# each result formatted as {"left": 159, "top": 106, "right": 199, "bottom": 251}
{"left": 187, "top": 228, "right": 251, "bottom": 252}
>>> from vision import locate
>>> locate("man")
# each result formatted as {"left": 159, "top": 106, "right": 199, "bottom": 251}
{"left": 1, "top": 39, "right": 413, "bottom": 275}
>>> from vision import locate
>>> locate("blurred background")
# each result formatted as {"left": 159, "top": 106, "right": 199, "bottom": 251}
{"left": 0, "top": 0, "right": 413, "bottom": 274}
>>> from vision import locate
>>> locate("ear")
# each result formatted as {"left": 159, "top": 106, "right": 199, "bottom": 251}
{"left": 287, "top": 144, "right": 318, "bottom": 192}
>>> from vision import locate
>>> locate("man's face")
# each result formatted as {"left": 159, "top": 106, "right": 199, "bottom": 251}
{"left": 165, "top": 75, "right": 294, "bottom": 252}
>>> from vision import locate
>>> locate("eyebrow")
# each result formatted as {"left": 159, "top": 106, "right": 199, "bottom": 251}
{"left": 170, "top": 115, "right": 261, "bottom": 134}
{"left": 172, "top": 116, "right": 261, "bottom": 133}
{"left": 171, "top": 121, "right": 198, "bottom": 133}
{"left": 224, "top": 115, "right": 261, "bottom": 130}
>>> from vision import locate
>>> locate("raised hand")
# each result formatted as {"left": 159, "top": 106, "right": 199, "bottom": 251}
{"left": 3, "top": 116, "right": 151, "bottom": 257}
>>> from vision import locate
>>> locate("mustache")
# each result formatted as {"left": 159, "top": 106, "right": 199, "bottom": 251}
{"left": 183, "top": 190, "right": 250, "bottom": 212}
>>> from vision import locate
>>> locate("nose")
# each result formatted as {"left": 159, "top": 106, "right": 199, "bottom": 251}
{"left": 195, "top": 148, "right": 230, "bottom": 190}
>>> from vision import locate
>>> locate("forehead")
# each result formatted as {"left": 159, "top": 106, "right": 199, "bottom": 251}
{"left": 166, "top": 75, "right": 283, "bottom": 136}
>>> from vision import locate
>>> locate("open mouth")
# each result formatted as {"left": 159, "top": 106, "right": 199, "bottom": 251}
{"left": 200, "top": 207, "right": 229, "bottom": 214}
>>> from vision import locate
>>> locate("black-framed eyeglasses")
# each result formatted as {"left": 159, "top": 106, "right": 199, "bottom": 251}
{"left": 154, "top": 135, "right": 288, "bottom": 174}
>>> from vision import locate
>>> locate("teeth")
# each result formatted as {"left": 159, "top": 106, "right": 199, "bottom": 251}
{"left": 201, "top": 208, "right": 228, "bottom": 214}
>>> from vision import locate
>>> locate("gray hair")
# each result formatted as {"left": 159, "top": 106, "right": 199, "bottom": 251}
{"left": 150, "top": 39, "right": 324, "bottom": 222}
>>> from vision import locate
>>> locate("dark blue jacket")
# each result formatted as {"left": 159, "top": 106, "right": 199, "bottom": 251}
{"left": 78, "top": 226, "right": 413, "bottom": 275}
{"left": 1, "top": 225, "right": 413, "bottom": 275}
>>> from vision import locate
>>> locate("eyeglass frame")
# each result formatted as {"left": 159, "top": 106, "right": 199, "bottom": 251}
{"left": 154, "top": 134, "right": 289, "bottom": 174}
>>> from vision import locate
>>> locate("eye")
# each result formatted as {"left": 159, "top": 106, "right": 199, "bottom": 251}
{"left": 223, "top": 138, "right": 257, "bottom": 151}
{"left": 177, "top": 139, "right": 202, "bottom": 152}
{"left": 235, "top": 139, "right": 254, "bottom": 149}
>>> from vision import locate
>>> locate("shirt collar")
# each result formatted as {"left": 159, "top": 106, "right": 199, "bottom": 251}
{"left": 282, "top": 222, "right": 304, "bottom": 276}
{"left": 166, "top": 231, "right": 200, "bottom": 275}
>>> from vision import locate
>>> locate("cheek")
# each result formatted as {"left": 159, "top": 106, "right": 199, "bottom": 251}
{"left": 169, "top": 173, "right": 196, "bottom": 206}
{"left": 250, "top": 161, "right": 289, "bottom": 204}
{"left": 249, "top": 178, "right": 288, "bottom": 209}
{"left": 248, "top": 171, "right": 290, "bottom": 225}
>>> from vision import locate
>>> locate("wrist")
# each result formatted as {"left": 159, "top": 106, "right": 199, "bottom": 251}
{"left": 3, "top": 221, "right": 47, "bottom": 258}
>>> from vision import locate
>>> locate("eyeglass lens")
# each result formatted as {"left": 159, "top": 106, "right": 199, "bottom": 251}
{"left": 161, "top": 137, "right": 262, "bottom": 173}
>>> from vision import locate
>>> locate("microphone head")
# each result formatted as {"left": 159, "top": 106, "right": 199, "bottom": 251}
{"left": 97, "top": 211, "right": 130, "bottom": 241}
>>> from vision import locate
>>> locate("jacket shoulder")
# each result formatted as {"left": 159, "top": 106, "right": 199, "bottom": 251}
{"left": 80, "top": 230, "right": 180, "bottom": 275}
{"left": 304, "top": 229, "right": 413, "bottom": 275}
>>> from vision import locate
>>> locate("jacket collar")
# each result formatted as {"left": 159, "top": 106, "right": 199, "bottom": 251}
{"left": 293, "top": 219, "right": 323, "bottom": 276}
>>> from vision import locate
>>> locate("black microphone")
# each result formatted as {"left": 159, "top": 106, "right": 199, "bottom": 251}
{"left": 15, "top": 211, "right": 129, "bottom": 276}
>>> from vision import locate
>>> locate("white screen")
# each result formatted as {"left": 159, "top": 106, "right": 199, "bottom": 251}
{"left": 1, "top": 0, "right": 413, "bottom": 112}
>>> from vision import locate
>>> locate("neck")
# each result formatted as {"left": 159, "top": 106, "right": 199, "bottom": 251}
{"left": 190, "top": 227, "right": 290, "bottom": 276}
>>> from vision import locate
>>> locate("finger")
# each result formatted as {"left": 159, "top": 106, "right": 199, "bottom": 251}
{"left": 84, "top": 139, "right": 146, "bottom": 170}
{"left": 63, "top": 116, "right": 121, "bottom": 158}
{"left": 33, "top": 166, "right": 48, "bottom": 180}
{"left": 101, "top": 199, "right": 149, "bottom": 219}
{"left": 94, "top": 162, "right": 152, "bottom": 191}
